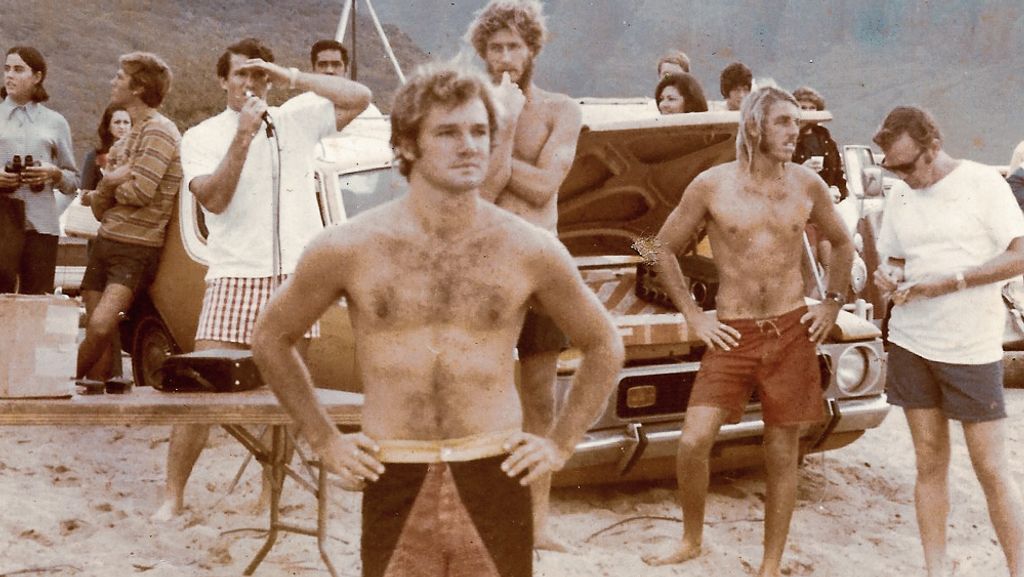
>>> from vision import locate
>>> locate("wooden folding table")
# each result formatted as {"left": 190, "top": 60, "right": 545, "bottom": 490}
{"left": 0, "top": 387, "right": 362, "bottom": 576}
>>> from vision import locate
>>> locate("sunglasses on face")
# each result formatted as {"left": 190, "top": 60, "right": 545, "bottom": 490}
{"left": 882, "top": 148, "right": 925, "bottom": 175}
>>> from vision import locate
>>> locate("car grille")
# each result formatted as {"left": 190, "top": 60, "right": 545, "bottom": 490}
{"left": 614, "top": 354, "right": 832, "bottom": 420}
{"left": 616, "top": 371, "right": 696, "bottom": 419}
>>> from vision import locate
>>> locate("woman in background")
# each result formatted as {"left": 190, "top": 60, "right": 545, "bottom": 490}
{"left": 0, "top": 45, "right": 79, "bottom": 294}
{"left": 80, "top": 104, "right": 130, "bottom": 190}
{"left": 655, "top": 72, "right": 709, "bottom": 115}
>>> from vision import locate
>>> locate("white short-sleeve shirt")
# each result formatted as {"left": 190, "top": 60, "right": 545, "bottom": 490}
{"left": 878, "top": 160, "right": 1024, "bottom": 364}
{"left": 180, "top": 95, "right": 336, "bottom": 280}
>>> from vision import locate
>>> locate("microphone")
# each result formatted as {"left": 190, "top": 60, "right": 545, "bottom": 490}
{"left": 244, "top": 89, "right": 275, "bottom": 136}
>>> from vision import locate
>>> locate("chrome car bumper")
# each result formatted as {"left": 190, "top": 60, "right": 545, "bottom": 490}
{"left": 566, "top": 394, "right": 891, "bottom": 473}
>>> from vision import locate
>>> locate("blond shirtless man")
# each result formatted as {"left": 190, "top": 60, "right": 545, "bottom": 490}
{"left": 466, "top": 0, "right": 583, "bottom": 552}
{"left": 251, "top": 63, "right": 622, "bottom": 577}
{"left": 642, "top": 87, "right": 854, "bottom": 577}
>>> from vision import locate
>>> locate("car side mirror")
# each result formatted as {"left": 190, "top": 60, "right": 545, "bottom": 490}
{"left": 861, "top": 166, "right": 883, "bottom": 198}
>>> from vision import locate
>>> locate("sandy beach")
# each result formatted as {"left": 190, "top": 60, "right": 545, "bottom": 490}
{"left": 1, "top": 390, "right": 1021, "bottom": 577}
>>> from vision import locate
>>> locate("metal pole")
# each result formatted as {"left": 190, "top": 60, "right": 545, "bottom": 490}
{"left": 803, "top": 232, "right": 827, "bottom": 298}
{"left": 363, "top": 0, "right": 406, "bottom": 84}
{"left": 350, "top": 0, "right": 358, "bottom": 81}
{"left": 335, "top": 0, "right": 352, "bottom": 42}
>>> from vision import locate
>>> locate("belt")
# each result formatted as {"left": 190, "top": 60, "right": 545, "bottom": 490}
{"left": 376, "top": 429, "right": 518, "bottom": 463}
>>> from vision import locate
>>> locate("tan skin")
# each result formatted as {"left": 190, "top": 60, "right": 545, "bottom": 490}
{"left": 250, "top": 98, "right": 622, "bottom": 494}
{"left": 477, "top": 25, "right": 583, "bottom": 551}
{"left": 874, "top": 132, "right": 1024, "bottom": 577}
{"left": 153, "top": 50, "right": 372, "bottom": 521}
{"left": 644, "top": 98, "right": 854, "bottom": 577}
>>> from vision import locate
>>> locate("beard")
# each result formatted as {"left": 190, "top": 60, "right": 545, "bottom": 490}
{"left": 489, "top": 58, "right": 534, "bottom": 89}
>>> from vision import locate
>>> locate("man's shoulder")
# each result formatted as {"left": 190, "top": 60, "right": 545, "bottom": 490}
{"left": 142, "top": 111, "right": 182, "bottom": 140}
{"left": 532, "top": 87, "right": 579, "bottom": 114}
{"left": 694, "top": 161, "right": 740, "bottom": 190}
{"left": 184, "top": 109, "right": 230, "bottom": 136}
{"left": 181, "top": 110, "right": 232, "bottom": 152}
{"left": 486, "top": 203, "right": 565, "bottom": 254}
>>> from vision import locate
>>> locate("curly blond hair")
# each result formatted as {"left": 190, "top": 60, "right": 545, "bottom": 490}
{"left": 466, "top": 0, "right": 548, "bottom": 58}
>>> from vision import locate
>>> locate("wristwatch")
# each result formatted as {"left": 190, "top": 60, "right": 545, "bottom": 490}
{"left": 824, "top": 291, "right": 845, "bottom": 306}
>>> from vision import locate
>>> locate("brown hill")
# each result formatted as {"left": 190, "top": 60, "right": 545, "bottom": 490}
{"left": 2, "top": 0, "right": 427, "bottom": 164}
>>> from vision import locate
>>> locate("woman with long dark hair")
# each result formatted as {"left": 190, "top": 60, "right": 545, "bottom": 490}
{"left": 80, "top": 104, "right": 131, "bottom": 190}
{"left": 0, "top": 45, "right": 79, "bottom": 293}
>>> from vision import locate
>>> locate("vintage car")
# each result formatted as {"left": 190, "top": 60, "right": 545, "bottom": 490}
{"left": 118, "top": 105, "right": 890, "bottom": 485}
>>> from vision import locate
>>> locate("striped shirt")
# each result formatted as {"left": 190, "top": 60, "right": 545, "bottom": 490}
{"left": 96, "top": 109, "right": 182, "bottom": 248}
{"left": 0, "top": 98, "right": 80, "bottom": 235}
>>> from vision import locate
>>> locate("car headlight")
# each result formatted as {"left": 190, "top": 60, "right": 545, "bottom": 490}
{"left": 835, "top": 346, "right": 881, "bottom": 396}
{"left": 850, "top": 254, "right": 867, "bottom": 294}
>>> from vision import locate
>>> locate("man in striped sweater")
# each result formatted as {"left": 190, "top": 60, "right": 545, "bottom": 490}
{"left": 76, "top": 52, "right": 181, "bottom": 385}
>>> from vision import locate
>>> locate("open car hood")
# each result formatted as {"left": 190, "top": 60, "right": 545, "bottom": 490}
{"left": 557, "top": 101, "right": 739, "bottom": 256}
{"left": 558, "top": 102, "right": 833, "bottom": 257}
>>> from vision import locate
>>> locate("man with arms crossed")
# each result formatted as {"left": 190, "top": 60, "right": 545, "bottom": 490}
{"left": 77, "top": 52, "right": 181, "bottom": 385}
{"left": 643, "top": 86, "right": 854, "bottom": 577}
{"left": 252, "top": 63, "right": 623, "bottom": 577}
{"left": 873, "top": 106, "right": 1024, "bottom": 577}
{"left": 154, "top": 37, "right": 371, "bottom": 521}
{"left": 467, "top": 0, "right": 583, "bottom": 551}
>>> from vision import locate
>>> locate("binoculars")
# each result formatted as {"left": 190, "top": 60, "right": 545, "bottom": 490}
{"left": 1, "top": 154, "right": 45, "bottom": 193}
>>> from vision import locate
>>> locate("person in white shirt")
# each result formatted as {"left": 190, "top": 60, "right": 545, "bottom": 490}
{"left": 153, "top": 37, "right": 371, "bottom": 521}
{"left": 874, "top": 106, "right": 1024, "bottom": 577}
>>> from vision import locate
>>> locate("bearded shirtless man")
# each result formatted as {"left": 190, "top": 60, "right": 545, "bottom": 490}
{"left": 642, "top": 86, "right": 854, "bottom": 577}
{"left": 251, "top": 63, "right": 622, "bottom": 577}
{"left": 466, "top": 0, "right": 583, "bottom": 552}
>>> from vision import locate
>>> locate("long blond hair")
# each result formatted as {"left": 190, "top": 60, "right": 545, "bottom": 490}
{"left": 736, "top": 86, "right": 798, "bottom": 170}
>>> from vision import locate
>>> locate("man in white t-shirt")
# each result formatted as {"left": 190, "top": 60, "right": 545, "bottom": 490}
{"left": 874, "top": 106, "right": 1024, "bottom": 577}
{"left": 153, "top": 37, "right": 371, "bottom": 521}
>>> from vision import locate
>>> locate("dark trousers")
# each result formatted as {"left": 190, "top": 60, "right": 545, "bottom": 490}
{"left": 0, "top": 197, "right": 58, "bottom": 294}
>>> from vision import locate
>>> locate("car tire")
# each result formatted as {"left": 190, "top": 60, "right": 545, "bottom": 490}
{"left": 131, "top": 313, "right": 180, "bottom": 388}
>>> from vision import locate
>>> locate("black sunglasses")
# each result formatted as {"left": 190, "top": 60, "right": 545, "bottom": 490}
{"left": 882, "top": 148, "right": 925, "bottom": 175}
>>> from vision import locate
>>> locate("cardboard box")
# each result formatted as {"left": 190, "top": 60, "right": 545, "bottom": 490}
{"left": 0, "top": 295, "right": 79, "bottom": 398}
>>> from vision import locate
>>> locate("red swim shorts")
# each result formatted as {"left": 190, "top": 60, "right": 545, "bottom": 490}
{"left": 689, "top": 306, "right": 825, "bottom": 426}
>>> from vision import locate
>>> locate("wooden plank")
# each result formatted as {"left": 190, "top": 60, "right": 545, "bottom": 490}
{"left": 0, "top": 387, "right": 362, "bottom": 427}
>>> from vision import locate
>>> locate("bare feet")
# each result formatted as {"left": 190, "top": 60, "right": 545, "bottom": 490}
{"left": 534, "top": 530, "right": 572, "bottom": 553}
{"left": 150, "top": 498, "right": 182, "bottom": 522}
{"left": 642, "top": 542, "right": 702, "bottom": 566}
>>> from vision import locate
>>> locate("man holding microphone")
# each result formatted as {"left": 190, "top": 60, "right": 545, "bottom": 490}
{"left": 153, "top": 37, "right": 371, "bottom": 521}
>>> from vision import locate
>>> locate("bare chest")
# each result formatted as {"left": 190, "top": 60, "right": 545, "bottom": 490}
{"left": 349, "top": 236, "right": 529, "bottom": 329}
{"left": 707, "top": 184, "right": 813, "bottom": 245}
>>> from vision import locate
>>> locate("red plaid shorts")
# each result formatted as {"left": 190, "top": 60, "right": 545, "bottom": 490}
{"left": 195, "top": 276, "right": 320, "bottom": 345}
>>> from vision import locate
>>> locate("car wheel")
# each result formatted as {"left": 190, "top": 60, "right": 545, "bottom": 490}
{"left": 131, "top": 313, "right": 180, "bottom": 388}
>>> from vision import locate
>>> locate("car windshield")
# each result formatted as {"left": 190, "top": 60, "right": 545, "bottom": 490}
{"left": 337, "top": 166, "right": 406, "bottom": 218}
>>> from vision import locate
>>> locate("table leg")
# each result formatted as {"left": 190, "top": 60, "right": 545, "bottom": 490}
{"left": 243, "top": 425, "right": 285, "bottom": 575}
{"left": 317, "top": 465, "right": 340, "bottom": 577}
